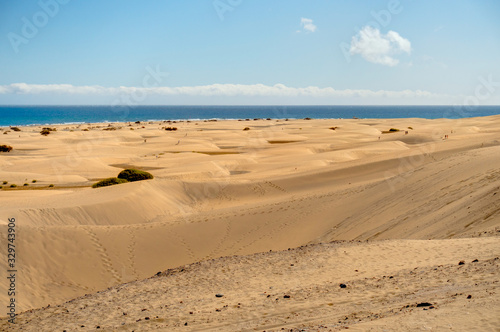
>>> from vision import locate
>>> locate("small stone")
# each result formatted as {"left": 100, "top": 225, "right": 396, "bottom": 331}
{"left": 458, "top": 261, "right": 465, "bottom": 265}
{"left": 184, "top": 322, "right": 188, "bottom": 326}
{"left": 467, "top": 295, "right": 472, "bottom": 299}
{"left": 283, "top": 295, "right": 290, "bottom": 298}
{"left": 215, "top": 293, "right": 224, "bottom": 298}
{"left": 145, "top": 317, "right": 150, "bottom": 320}
{"left": 339, "top": 283, "right": 347, "bottom": 288}
{"left": 472, "top": 259, "right": 479, "bottom": 263}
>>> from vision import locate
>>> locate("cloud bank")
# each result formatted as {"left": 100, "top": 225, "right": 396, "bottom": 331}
{"left": 0, "top": 82, "right": 450, "bottom": 100}
{"left": 350, "top": 26, "right": 411, "bottom": 66}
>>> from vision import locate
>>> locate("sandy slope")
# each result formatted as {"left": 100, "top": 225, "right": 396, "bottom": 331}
{"left": 1, "top": 238, "right": 498, "bottom": 331}
{"left": 0, "top": 115, "right": 500, "bottom": 330}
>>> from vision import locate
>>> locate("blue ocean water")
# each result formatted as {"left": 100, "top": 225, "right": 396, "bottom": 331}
{"left": 0, "top": 105, "right": 499, "bottom": 126}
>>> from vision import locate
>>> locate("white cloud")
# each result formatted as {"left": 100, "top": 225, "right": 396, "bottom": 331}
{"left": 300, "top": 18, "right": 317, "bottom": 33}
{"left": 0, "top": 82, "right": 454, "bottom": 100}
{"left": 350, "top": 26, "right": 411, "bottom": 66}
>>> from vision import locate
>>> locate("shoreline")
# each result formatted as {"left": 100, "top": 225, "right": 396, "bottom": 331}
{"left": 1, "top": 112, "right": 500, "bottom": 129}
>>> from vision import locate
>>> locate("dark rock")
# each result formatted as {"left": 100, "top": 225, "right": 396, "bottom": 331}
{"left": 283, "top": 295, "right": 290, "bottom": 298}
{"left": 145, "top": 317, "right": 150, "bottom": 320}
{"left": 416, "top": 302, "right": 433, "bottom": 307}
{"left": 184, "top": 322, "right": 188, "bottom": 326}
{"left": 472, "top": 259, "right": 478, "bottom": 263}
{"left": 339, "top": 283, "right": 347, "bottom": 288}
{"left": 458, "top": 260, "right": 465, "bottom": 265}
{"left": 467, "top": 295, "right": 472, "bottom": 299}
{"left": 215, "top": 293, "right": 224, "bottom": 298}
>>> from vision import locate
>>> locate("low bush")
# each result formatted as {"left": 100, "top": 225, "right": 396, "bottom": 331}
{"left": 243, "top": 127, "right": 250, "bottom": 131}
{"left": 49, "top": 184, "right": 54, "bottom": 187}
{"left": 40, "top": 129, "right": 51, "bottom": 136}
{"left": 389, "top": 128, "right": 400, "bottom": 132}
{"left": 10, "top": 184, "right": 17, "bottom": 188}
{"left": 10, "top": 127, "right": 21, "bottom": 132}
{"left": 164, "top": 127, "right": 178, "bottom": 131}
{"left": 117, "top": 169, "right": 154, "bottom": 182}
{"left": 92, "top": 177, "right": 128, "bottom": 188}
{"left": 0, "top": 145, "right": 13, "bottom": 152}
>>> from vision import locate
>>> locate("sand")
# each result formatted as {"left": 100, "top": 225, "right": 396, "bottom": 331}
{"left": 0, "top": 116, "right": 499, "bottom": 330}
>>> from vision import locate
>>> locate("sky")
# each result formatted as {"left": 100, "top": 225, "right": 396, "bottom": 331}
{"left": 0, "top": 0, "right": 499, "bottom": 105}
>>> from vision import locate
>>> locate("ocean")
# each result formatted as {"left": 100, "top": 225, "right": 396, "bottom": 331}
{"left": 1, "top": 105, "right": 499, "bottom": 127}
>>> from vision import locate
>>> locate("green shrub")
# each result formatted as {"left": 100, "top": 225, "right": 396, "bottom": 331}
{"left": 23, "top": 183, "right": 29, "bottom": 186}
{"left": 10, "top": 127, "right": 21, "bottom": 132}
{"left": 49, "top": 184, "right": 54, "bottom": 187}
{"left": 0, "top": 145, "right": 13, "bottom": 152}
{"left": 92, "top": 177, "right": 128, "bottom": 188}
{"left": 32, "top": 179, "right": 37, "bottom": 183}
{"left": 243, "top": 127, "right": 250, "bottom": 131}
{"left": 2, "top": 181, "right": 7, "bottom": 184}
{"left": 10, "top": 184, "right": 17, "bottom": 188}
{"left": 40, "top": 129, "right": 51, "bottom": 136}
{"left": 117, "top": 169, "right": 153, "bottom": 182}
{"left": 389, "top": 128, "right": 400, "bottom": 132}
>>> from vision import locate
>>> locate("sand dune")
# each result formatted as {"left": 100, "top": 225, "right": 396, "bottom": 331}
{"left": 0, "top": 116, "right": 499, "bottom": 330}
{"left": 1, "top": 238, "right": 498, "bottom": 331}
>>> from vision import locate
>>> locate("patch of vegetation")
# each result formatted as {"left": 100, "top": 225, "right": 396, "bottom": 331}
{"left": 164, "top": 127, "right": 178, "bottom": 131}
{"left": 389, "top": 128, "right": 400, "bottom": 132}
{"left": 243, "top": 127, "right": 250, "bottom": 131}
{"left": 304, "top": 117, "right": 312, "bottom": 120}
{"left": 329, "top": 127, "right": 339, "bottom": 130}
{"left": 49, "top": 184, "right": 54, "bottom": 187}
{"left": 92, "top": 177, "right": 128, "bottom": 188}
{"left": 10, "top": 184, "right": 17, "bottom": 188}
{"left": 23, "top": 183, "right": 29, "bottom": 186}
{"left": 102, "top": 127, "right": 117, "bottom": 131}
{"left": 0, "top": 145, "right": 13, "bottom": 152}
{"left": 117, "top": 169, "right": 154, "bottom": 182}
{"left": 82, "top": 128, "right": 89, "bottom": 131}
{"left": 32, "top": 179, "right": 37, "bottom": 183}
{"left": 408, "top": 126, "right": 413, "bottom": 130}
{"left": 2, "top": 181, "right": 7, "bottom": 185}
{"left": 40, "top": 127, "right": 56, "bottom": 136}
{"left": 10, "top": 127, "right": 21, "bottom": 132}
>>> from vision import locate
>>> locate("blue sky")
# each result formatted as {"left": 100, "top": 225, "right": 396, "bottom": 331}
{"left": 0, "top": 0, "right": 499, "bottom": 105}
